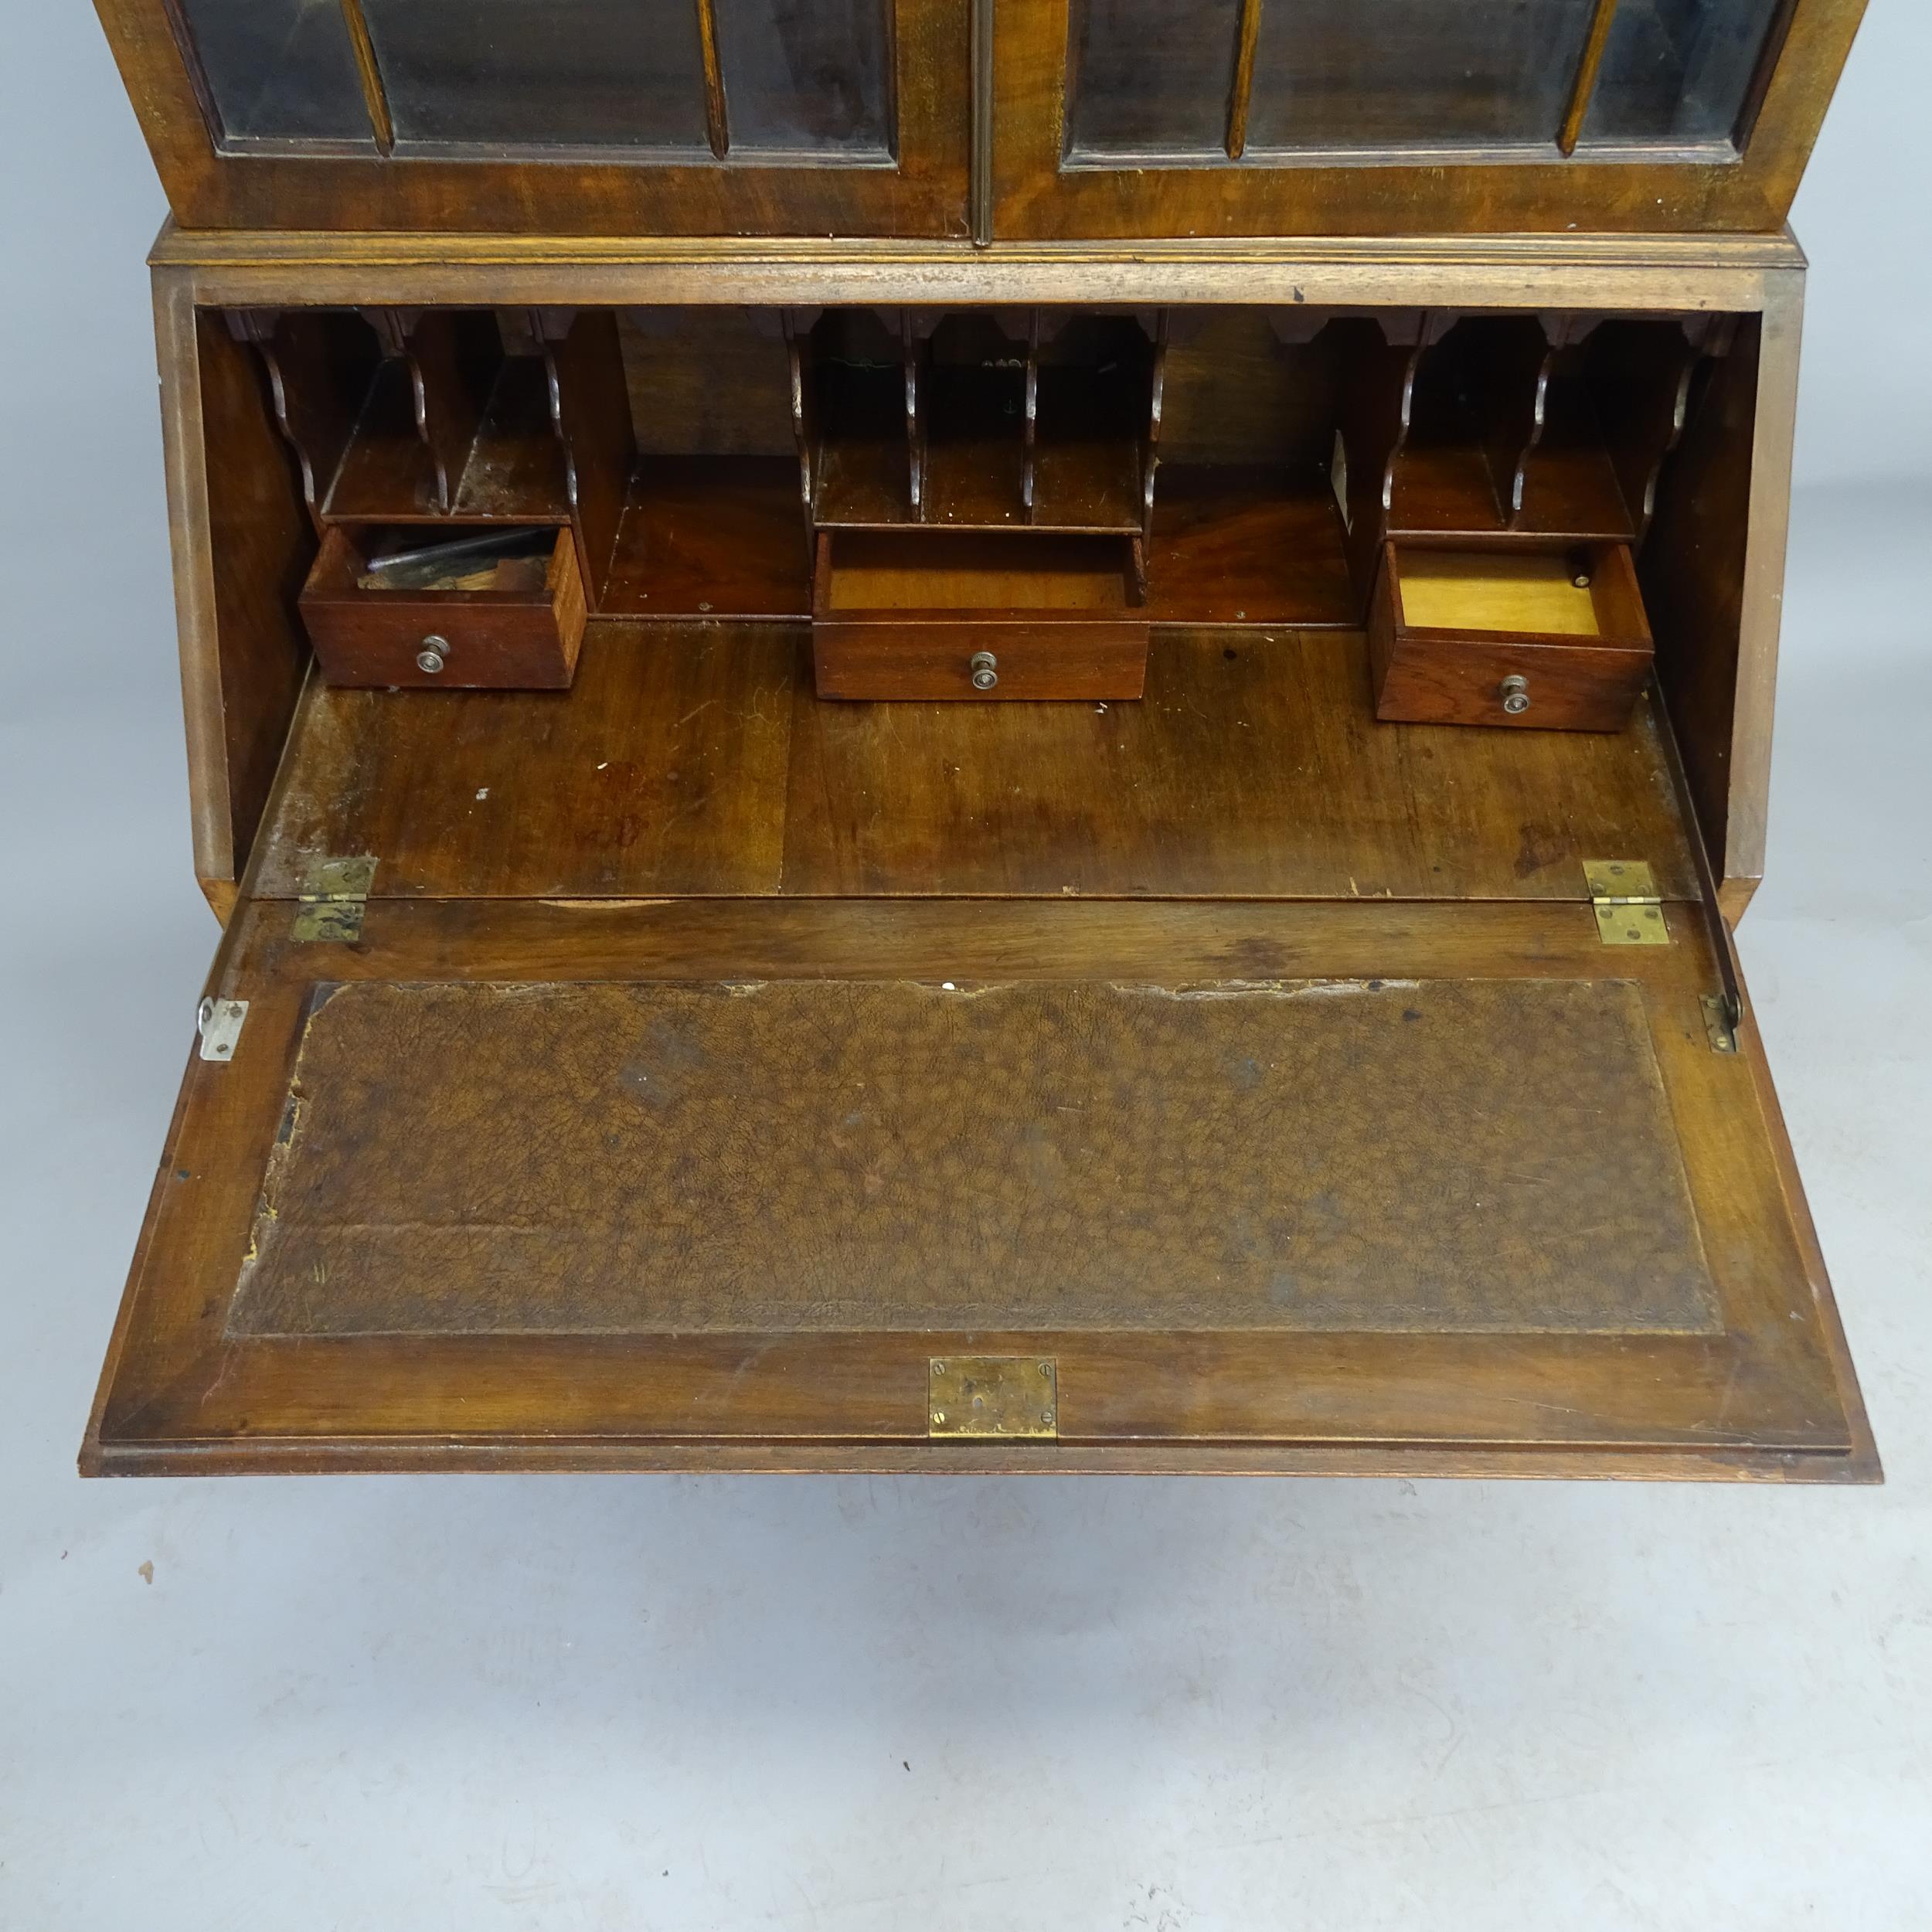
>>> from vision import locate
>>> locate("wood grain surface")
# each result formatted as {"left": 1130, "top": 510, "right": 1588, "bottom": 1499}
{"left": 81, "top": 896, "right": 1874, "bottom": 1479}
{"left": 250, "top": 626, "right": 1699, "bottom": 902}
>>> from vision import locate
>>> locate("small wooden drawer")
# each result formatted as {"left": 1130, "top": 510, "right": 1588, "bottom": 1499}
{"left": 299, "top": 525, "right": 587, "bottom": 690}
{"left": 1368, "top": 539, "right": 1653, "bottom": 733}
{"left": 811, "top": 529, "right": 1149, "bottom": 701}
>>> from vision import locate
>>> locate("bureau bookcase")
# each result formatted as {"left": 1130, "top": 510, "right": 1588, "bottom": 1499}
{"left": 80, "top": 0, "right": 1879, "bottom": 1480}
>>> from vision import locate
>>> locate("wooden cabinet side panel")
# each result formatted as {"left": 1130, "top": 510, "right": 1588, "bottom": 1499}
{"left": 1642, "top": 281, "right": 1798, "bottom": 916}
{"left": 1729, "top": 272, "right": 1805, "bottom": 903}
{"left": 157, "top": 274, "right": 315, "bottom": 908}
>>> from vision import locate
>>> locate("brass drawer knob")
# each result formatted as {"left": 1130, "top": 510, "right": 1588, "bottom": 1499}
{"left": 416, "top": 634, "right": 451, "bottom": 675}
{"left": 1499, "top": 674, "right": 1529, "bottom": 716}
{"left": 969, "top": 650, "right": 998, "bottom": 691}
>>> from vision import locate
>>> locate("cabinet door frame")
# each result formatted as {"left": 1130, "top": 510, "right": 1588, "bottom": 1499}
{"left": 988, "top": 0, "right": 1866, "bottom": 238}
{"left": 95, "top": 0, "right": 970, "bottom": 236}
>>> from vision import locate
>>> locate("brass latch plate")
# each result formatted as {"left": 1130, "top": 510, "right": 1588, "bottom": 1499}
{"left": 929, "top": 1356, "right": 1058, "bottom": 1439}
{"left": 294, "top": 855, "right": 377, "bottom": 942}
{"left": 1584, "top": 859, "right": 1669, "bottom": 947}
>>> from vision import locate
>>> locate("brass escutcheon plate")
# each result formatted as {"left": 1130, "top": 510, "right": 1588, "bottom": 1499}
{"left": 929, "top": 1356, "right": 1058, "bottom": 1439}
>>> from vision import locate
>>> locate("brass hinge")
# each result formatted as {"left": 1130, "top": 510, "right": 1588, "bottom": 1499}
{"left": 294, "top": 855, "right": 377, "bottom": 942}
{"left": 1584, "top": 859, "right": 1669, "bottom": 947}
{"left": 930, "top": 1356, "right": 1058, "bottom": 1440}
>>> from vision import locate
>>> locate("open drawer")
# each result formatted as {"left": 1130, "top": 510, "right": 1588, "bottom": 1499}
{"left": 812, "top": 529, "right": 1150, "bottom": 700}
{"left": 1369, "top": 539, "right": 1655, "bottom": 732}
{"left": 83, "top": 633, "right": 1873, "bottom": 1481}
{"left": 299, "top": 524, "right": 587, "bottom": 689}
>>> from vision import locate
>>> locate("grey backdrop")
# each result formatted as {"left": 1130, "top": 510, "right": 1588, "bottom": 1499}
{"left": 2, "top": 7, "right": 1928, "bottom": 1928}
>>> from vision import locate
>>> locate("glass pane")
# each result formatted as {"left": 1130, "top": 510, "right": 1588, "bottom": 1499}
{"left": 1580, "top": 0, "right": 1784, "bottom": 146}
{"left": 1064, "top": 0, "right": 1243, "bottom": 158}
{"left": 361, "top": 0, "right": 710, "bottom": 148}
{"left": 175, "top": 0, "right": 376, "bottom": 145}
{"left": 716, "top": 0, "right": 893, "bottom": 155}
{"left": 1246, "top": 0, "right": 1598, "bottom": 151}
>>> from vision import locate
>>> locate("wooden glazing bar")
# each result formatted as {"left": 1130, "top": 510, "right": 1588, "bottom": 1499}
{"left": 337, "top": 0, "right": 396, "bottom": 157}
{"left": 1226, "top": 0, "right": 1264, "bottom": 162}
{"left": 1733, "top": 0, "right": 1808, "bottom": 148}
{"left": 155, "top": 0, "right": 225, "bottom": 147}
{"left": 1560, "top": 0, "right": 1622, "bottom": 157}
{"left": 696, "top": 0, "right": 730, "bottom": 159}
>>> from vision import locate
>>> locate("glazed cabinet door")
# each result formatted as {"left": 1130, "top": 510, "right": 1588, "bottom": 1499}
{"left": 988, "top": 0, "right": 1867, "bottom": 236}
{"left": 97, "top": 0, "right": 968, "bottom": 234}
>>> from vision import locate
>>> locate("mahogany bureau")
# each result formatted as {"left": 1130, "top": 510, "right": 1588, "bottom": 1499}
{"left": 80, "top": 0, "right": 1880, "bottom": 1481}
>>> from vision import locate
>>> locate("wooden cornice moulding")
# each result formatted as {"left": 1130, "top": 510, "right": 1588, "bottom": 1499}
{"left": 151, "top": 222, "right": 1806, "bottom": 313}
{"left": 151, "top": 222, "right": 1810, "bottom": 270}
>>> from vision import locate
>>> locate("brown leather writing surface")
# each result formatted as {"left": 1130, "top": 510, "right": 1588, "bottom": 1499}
{"left": 230, "top": 976, "right": 1716, "bottom": 1339}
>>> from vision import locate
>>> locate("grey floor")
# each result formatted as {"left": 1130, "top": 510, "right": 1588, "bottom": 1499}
{"left": 4, "top": 9, "right": 1930, "bottom": 1929}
